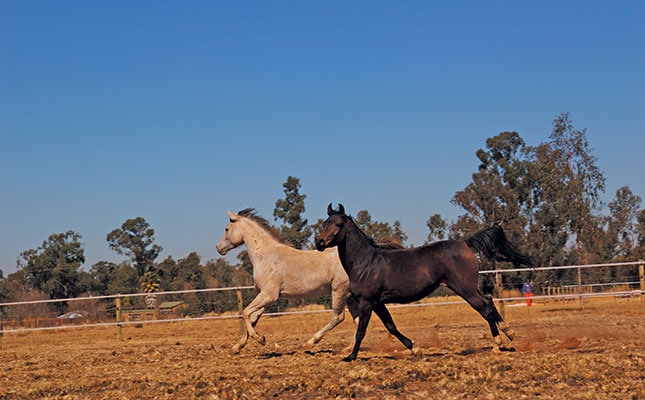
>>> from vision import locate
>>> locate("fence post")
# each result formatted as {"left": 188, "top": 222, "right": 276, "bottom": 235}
{"left": 236, "top": 288, "right": 244, "bottom": 335}
{"left": 639, "top": 260, "right": 644, "bottom": 313}
{"left": 494, "top": 270, "right": 505, "bottom": 319}
{"left": 577, "top": 266, "right": 584, "bottom": 309}
{"left": 116, "top": 295, "right": 123, "bottom": 341}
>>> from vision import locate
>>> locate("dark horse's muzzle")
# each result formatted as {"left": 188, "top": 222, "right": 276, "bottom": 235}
{"left": 315, "top": 237, "right": 328, "bottom": 251}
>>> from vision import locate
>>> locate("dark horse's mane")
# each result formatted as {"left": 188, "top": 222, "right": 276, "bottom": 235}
{"left": 345, "top": 214, "right": 405, "bottom": 250}
{"left": 465, "top": 224, "right": 532, "bottom": 267}
{"left": 237, "top": 208, "right": 292, "bottom": 247}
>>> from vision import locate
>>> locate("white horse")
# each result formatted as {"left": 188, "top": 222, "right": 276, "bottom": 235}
{"left": 216, "top": 209, "right": 357, "bottom": 353}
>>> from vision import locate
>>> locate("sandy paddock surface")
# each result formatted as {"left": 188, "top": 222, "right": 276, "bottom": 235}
{"left": 0, "top": 296, "right": 643, "bottom": 399}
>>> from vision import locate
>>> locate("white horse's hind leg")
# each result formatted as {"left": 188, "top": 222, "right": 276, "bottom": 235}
{"left": 489, "top": 322, "right": 515, "bottom": 353}
{"left": 305, "top": 288, "right": 348, "bottom": 348}
{"left": 499, "top": 322, "right": 515, "bottom": 341}
{"left": 305, "top": 305, "right": 346, "bottom": 347}
{"left": 492, "top": 335, "right": 503, "bottom": 353}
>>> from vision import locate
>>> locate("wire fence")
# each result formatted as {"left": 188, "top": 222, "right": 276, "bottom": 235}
{"left": 1, "top": 261, "right": 643, "bottom": 338}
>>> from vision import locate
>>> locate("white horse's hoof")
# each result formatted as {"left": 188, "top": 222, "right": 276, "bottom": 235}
{"left": 503, "top": 328, "right": 515, "bottom": 341}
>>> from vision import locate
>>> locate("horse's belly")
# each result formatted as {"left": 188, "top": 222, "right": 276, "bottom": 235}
{"left": 381, "top": 282, "right": 440, "bottom": 304}
{"left": 281, "top": 284, "right": 329, "bottom": 299}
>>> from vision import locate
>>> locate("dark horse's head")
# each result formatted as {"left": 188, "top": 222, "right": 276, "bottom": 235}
{"left": 315, "top": 203, "right": 348, "bottom": 251}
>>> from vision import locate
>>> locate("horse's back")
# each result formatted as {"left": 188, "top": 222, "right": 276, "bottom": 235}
{"left": 376, "top": 240, "right": 478, "bottom": 300}
{"left": 387, "top": 240, "right": 473, "bottom": 266}
{"left": 269, "top": 245, "right": 349, "bottom": 297}
{"left": 417, "top": 240, "right": 479, "bottom": 273}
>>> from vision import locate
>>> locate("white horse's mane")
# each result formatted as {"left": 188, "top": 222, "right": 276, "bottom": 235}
{"left": 237, "top": 208, "right": 292, "bottom": 247}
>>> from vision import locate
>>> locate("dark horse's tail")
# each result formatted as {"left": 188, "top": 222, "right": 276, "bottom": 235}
{"left": 465, "top": 225, "right": 532, "bottom": 267}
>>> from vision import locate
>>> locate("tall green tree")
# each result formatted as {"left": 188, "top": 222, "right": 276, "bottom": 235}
{"left": 0, "top": 270, "right": 10, "bottom": 307}
{"left": 451, "top": 131, "right": 530, "bottom": 254}
{"left": 448, "top": 114, "right": 608, "bottom": 288}
{"left": 175, "top": 252, "right": 205, "bottom": 290}
{"left": 157, "top": 256, "right": 179, "bottom": 291}
{"left": 17, "top": 231, "right": 87, "bottom": 308}
{"left": 89, "top": 261, "right": 119, "bottom": 295}
{"left": 425, "top": 214, "right": 448, "bottom": 243}
{"left": 526, "top": 113, "right": 606, "bottom": 267}
{"left": 106, "top": 262, "right": 139, "bottom": 295}
{"left": 523, "top": 142, "right": 569, "bottom": 268}
{"left": 273, "top": 176, "right": 312, "bottom": 249}
{"left": 204, "top": 258, "right": 235, "bottom": 288}
{"left": 107, "top": 217, "right": 162, "bottom": 276}
{"left": 606, "top": 186, "right": 641, "bottom": 260}
{"left": 202, "top": 258, "right": 238, "bottom": 313}
{"left": 354, "top": 210, "right": 408, "bottom": 245}
{"left": 637, "top": 209, "right": 645, "bottom": 259}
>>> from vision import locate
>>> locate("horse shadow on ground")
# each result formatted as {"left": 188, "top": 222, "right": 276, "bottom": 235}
{"left": 456, "top": 346, "right": 516, "bottom": 356}
{"left": 257, "top": 351, "right": 298, "bottom": 359}
{"left": 257, "top": 348, "right": 335, "bottom": 359}
{"left": 256, "top": 345, "right": 515, "bottom": 361}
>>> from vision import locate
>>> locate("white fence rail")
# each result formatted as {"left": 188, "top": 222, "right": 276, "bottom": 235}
{"left": 1, "top": 261, "right": 643, "bottom": 337}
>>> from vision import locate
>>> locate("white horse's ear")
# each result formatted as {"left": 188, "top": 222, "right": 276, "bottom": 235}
{"left": 227, "top": 210, "right": 238, "bottom": 222}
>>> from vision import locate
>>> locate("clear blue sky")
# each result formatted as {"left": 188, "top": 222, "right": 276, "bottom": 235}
{"left": 1, "top": 1, "right": 644, "bottom": 274}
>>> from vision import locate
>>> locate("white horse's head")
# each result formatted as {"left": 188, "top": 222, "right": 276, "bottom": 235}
{"left": 216, "top": 210, "right": 245, "bottom": 255}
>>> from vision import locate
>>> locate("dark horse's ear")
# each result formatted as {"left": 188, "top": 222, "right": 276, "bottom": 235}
{"left": 327, "top": 203, "right": 346, "bottom": 215}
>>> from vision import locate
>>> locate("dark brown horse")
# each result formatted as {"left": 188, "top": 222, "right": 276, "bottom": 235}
{"left": 315, "top": 204, "right": 532, "bottom": 361}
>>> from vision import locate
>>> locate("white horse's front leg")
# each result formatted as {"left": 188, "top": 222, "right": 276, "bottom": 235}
{"left": 246, "top": 306, "right": 266, "bottom": 345}
{"left": 231, "top": 305, "right": 266, "bottom": 354}
{"left": 236, "top": 291, "right": 276, "bottom": 350}
{"left": 231, "top": 330, "right": 249, "bottom": 354}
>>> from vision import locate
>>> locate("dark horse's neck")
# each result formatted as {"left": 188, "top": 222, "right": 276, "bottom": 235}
{"left": 337, "top": 217, "right": 378, "bottom": 278}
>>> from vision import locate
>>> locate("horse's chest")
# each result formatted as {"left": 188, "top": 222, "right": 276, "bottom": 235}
{"left": 349, "top": 281, "right": 382, "bottom": 302}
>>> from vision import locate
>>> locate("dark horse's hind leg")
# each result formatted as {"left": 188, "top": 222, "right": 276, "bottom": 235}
{"left": 372, "top": 303, "right": 414, "bottom": 350}
{"left": 482, "top": 293, "right": 515, "bottom": 341}
{"left": 460, "top": 291, "right": 514, "bottom": 350}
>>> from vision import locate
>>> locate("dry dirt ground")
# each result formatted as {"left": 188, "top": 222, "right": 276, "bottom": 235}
{"left": 0, "top": 296, "right": 643, "bottom": 399}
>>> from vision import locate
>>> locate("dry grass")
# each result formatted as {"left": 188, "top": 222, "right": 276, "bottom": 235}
{"left": 0, "top": 296, "right": 643, "bottom": 399}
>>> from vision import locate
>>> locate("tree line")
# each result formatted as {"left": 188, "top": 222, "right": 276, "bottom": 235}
{"left": 1, "top": 113, "right": 643, "bottom": 319}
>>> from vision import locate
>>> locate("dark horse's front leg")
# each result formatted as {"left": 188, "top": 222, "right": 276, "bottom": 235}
{"left": 344, "top": 300, "right": 373, "bottom": 362}
{"left": 372, "top": 302, "right": 414, "bottom": 350}
{"left": 344, "top": 301, "right": 415, "bottom": 361}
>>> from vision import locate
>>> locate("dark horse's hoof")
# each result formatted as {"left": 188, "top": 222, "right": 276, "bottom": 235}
{"left": 341, "top": 355, "right": 356, "bottom": 362}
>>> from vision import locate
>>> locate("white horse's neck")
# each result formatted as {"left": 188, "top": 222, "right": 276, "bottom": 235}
{"left": 241, "top": 218, "right": 283, "bottom": 269}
